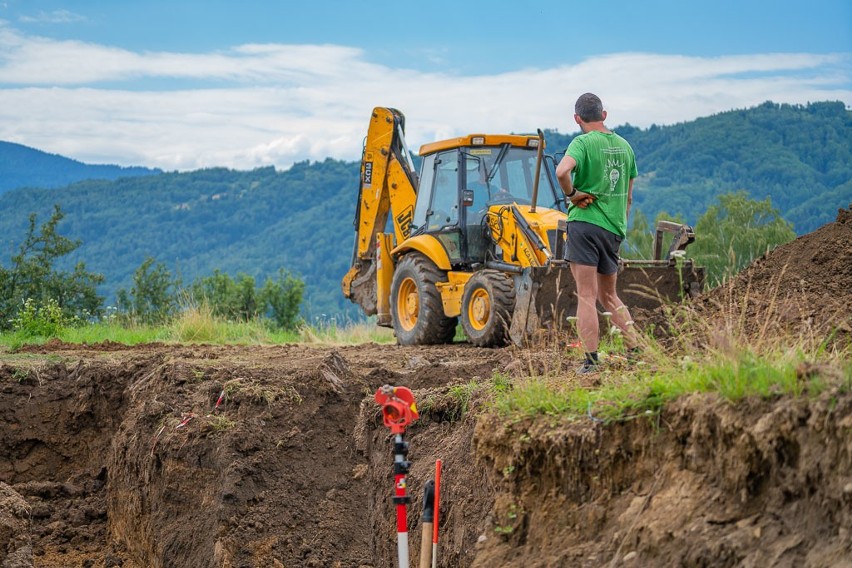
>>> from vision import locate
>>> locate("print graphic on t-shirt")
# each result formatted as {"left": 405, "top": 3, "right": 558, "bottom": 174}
{"left": 606, "top": 157, "right": 622, "bottom": 192}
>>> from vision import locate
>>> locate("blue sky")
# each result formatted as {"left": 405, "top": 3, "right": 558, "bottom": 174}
{"left": 0, "top": 0, "right": 849, "bottom": 170}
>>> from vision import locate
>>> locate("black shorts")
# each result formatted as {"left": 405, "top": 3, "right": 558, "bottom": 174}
{"left": 566, "top": 221, "right": 622, "bottom": 275}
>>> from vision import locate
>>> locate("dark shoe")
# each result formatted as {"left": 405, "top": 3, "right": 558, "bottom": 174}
{"left": 576, "top": 360, "right": 600, "bottom": 375}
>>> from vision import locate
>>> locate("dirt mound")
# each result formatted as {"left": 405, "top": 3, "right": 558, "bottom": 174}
{"left": 15, "top": 338, "right": 149, "bottom": 353}
{"left": 697, "top": 206, "right": 852, "bottom": 342}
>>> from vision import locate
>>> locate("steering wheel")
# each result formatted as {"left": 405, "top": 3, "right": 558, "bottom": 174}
{"left": 488, "top": 189, "right": 531, "bottom": 206}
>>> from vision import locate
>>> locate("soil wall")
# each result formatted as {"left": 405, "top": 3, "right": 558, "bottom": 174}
{"left": 1, "top": 344, "right": 849, "bottom": 567}
{"left": 474, "top": 388, "right": 852, "bottom": 567}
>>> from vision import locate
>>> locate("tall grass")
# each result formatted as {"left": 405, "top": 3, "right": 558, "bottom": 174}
{"left": 494, "top": 342, "right": 849, "bottom": 423}
{"left": 167, "top": 303, "right": 281, "bottom": 343}
{"left": 298, "top": 320, "right": 395, "bottom": 345}
{"left": 492, "top": 277, "right": 851, "bottom": 421}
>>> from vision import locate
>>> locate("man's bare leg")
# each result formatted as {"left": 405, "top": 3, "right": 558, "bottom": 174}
{"left": 570, "top": 262, "right": 600, "bottom": 353}
{"left": 597, "top": 272, "right": 638, "bottom": 349}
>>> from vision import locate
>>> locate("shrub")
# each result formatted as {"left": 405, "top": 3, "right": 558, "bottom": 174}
{"left": 11, "top": 297, "right": 71, "bottom": 338}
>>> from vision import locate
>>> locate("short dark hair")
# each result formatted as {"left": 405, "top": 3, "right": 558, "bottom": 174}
{"left": 575, "top": 93, "right": 604, "bottom": 122}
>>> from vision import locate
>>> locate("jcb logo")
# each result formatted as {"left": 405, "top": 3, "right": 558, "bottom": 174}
{"left": 364, "top": 162, "right": 373, "bottom": 188}
{"left": 522, "top": 245, "right": 536, "bottom": 266}
{"left": 397, "top": 206, "right": 414, "bottom": 237}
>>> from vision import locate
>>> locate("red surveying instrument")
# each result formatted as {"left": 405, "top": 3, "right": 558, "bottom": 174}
{"left": 375, "top": 385, "right": 419, "bottom": 567}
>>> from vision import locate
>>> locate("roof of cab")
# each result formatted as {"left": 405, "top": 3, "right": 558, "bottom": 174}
{"left": 418, "top": 134, "right": 543, "bottom": 156}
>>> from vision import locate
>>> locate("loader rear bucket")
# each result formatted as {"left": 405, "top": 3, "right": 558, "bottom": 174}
{"left": 509, "top": 260, "right": 705, "bottom": 346}
{"left": 342, "top": 259, "right": 378, "bottom": 316}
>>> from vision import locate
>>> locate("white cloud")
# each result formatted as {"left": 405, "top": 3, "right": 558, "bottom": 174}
{"left": 18, "top": 9, "right": 86, "bottom": 24}
{"left": 0, "top": 22, "right": 849, "bottom": 170}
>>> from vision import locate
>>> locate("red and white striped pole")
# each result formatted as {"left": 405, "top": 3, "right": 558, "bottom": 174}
{"left": 392, "top": 432, "right": 411, "bottom": 567}
{"left": 432, "top": 459, "right": 442, "bottom": 568}
{"left": 375, "top": 385, "right": 419, "bottom": 568}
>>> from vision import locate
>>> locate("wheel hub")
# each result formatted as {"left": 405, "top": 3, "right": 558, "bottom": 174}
{"left": 405, "top": 292, "right": 419, "bottom": 317}
{"left": 397, "top": 277, "right": 419, "bottom": 331}
{"left": 468, "top": 289, "right": 491, "bottom": 331}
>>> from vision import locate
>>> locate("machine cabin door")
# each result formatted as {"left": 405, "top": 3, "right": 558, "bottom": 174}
{"left": 412, "top": 150, "right": 465, "bottom": 263}
{"left": 461, "top": 152, "right": 494, "bottom": 264}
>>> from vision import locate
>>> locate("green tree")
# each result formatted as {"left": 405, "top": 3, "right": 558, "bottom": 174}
{"left": 260, "top": 269, "right": 305, "bottom": 330}
{"left": 191, "top": 270, "right": 261, "bottom": 321}
{"left": 190, "top": 269, "right": 304, "bottom": 329}
{"left": 688, "top": 191, "right": 796, "bottom": 286}
{"left": 233, "top": 273, "right": 259, "bottom": 320}
{"left": 117, "top": 257, "right": 180, "bottom": 324}
{"left": 0, "top": 205, "right": 103, "bottom": 329}
{"left": 624, "top": 210, "right": 654, "bottom": 258}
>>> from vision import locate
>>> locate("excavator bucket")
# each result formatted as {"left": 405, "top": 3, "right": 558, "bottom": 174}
{"left": 509, "top": 224, "right": 705, "bottom": 346}
{"left": 342, "top": 259, "right": 378, "bottom": 316}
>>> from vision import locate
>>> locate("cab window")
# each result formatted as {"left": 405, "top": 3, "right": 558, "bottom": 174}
{"left": 426, "top": 151, "right": 459, "bottom": 229}
{"left": 412, "top": 154, "right": 434, "bottom": 230}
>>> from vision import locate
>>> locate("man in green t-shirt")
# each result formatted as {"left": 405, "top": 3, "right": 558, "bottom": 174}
{"left": 555, "top": 93, "right": 639, "bottom": 374}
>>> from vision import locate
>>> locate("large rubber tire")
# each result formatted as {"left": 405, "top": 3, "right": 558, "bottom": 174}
{"left": 460, "top": 270, "right": 515, "bottom": 347}
{"left": 390, "top": 253, "right": 458, "bottom": 345}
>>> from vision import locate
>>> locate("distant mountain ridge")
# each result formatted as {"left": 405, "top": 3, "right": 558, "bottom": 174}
{"left": 0, "top": 101, "right": 849, "bottom": 319}
{"left": 0, "top": 141, "right": 161, "bottom": 194}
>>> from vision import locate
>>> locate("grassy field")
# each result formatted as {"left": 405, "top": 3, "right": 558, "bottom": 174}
{"left": 0, "top": 304, "right": 395, "bottom": 350}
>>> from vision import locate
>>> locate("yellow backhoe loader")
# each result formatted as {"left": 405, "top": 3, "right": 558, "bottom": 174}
{"left": 342, "top": 107, "right": 703, "bottom": 346}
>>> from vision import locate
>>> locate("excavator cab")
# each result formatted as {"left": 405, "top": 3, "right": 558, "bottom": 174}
{"left": 410, "top": 137, "right": 565, "bottom": 267}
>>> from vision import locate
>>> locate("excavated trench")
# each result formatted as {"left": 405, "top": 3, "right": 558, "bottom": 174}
{"left": 0, "top": 343, "right": 511, "bottom": 567}
{"left": 1, "top": 342, "right": 850, "bottom": 568}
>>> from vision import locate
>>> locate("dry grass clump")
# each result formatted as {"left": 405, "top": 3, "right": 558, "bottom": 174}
{"left": 298, "top": 321, "right": 395, "bottom": 345}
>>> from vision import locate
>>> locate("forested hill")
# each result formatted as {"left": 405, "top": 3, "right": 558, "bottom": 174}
{"left": 0, "top": 141, "right": 160, "bottom": 194}
{"left": 0, "top": 100, "right": 849, "bottom": 320}
{"left": 0, "top": 161, "right": 360, "bottom": 321}
{"left": 545, "top": 100, "right": 851, "bottom": 235}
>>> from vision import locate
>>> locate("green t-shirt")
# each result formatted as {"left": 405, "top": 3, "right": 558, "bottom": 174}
{"left": 566, "top": 130, "right": 637, "bottom": 237}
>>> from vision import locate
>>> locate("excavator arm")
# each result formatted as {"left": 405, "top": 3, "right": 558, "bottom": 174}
{"left": 342, "top": 107, "right": 419, "bottom": 315}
